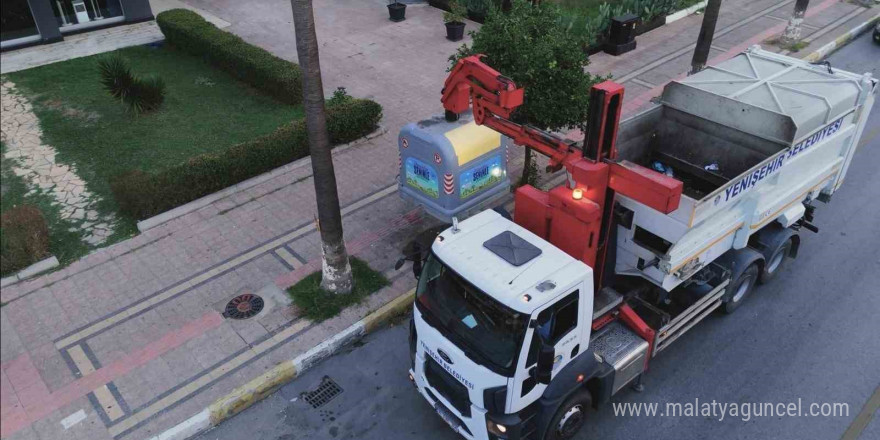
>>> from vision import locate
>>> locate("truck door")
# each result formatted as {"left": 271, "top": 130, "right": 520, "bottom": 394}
{"left": 510, "top": 289, "right": 584, "bottom": 412}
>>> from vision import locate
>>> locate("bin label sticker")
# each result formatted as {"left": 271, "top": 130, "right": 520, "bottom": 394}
{"left": 460, "top": 155, "right": 504, "bottom": 199}
{"left": 405, "top": 157, "right": 439, "bottom": 199}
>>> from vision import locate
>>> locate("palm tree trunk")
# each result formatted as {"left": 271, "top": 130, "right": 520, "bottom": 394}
{"left": 290, "top": 0, "right": 353, "bottom": 294}
{"left": 518, "top": 147, "right": 537, "bottom": 187}
{"left": 690, "top": 0, "right": 722, "bottom": 75}
{"left": 781, "top": 0, "right": 809, "bottom": 46}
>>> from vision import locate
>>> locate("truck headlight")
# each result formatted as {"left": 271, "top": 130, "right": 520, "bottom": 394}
{"left": 487, "top": 420, "right": 508, "bottom": 436}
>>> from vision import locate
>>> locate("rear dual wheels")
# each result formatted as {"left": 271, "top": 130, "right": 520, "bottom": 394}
{"left": 759, "top": 237, "right": 793, "bottom": 284}
{"left": 721, "top": 230, "right": 796, "bottom": 314}
{"left": 721, "top": 263, "right": 758, "bottom": 314}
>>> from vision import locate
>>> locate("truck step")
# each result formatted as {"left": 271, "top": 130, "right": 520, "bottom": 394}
{"left": 653, "top": 279, "right": 729, "bottom": 355}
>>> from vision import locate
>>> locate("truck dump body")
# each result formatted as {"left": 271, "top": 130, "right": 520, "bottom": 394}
{"left": 621, "top": 105, "right": 787, "bottom": 200}
{"left": 614, "top": 46, "right": 876, "bottom": 290}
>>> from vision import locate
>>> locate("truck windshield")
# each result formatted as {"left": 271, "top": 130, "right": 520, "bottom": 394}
{"left": 416, "top": 252, "right": 529, "bottom": 376}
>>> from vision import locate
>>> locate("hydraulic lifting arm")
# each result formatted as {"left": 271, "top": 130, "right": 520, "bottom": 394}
{"left": 441, "top": 54, "right": 683, "bottom": 290}
{"left": 442, "top": 55, "right": 574, "bottom": 170}
{"left": 441, "top": 54, "right": 682, "bottom": 213}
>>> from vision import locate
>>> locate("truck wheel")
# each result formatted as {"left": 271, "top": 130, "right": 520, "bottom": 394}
{"left": 759, "top": 238, "right": 792, "bottom": 284}
{"left": 545, "top": 389, "right": 592, "bottom": 440}
{"left": 721, "top": 263, "right": 759, "bottom": 314}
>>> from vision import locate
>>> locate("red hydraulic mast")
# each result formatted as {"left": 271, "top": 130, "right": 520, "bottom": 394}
{"left": 441, "top": 55, "right": 683, "bottom": 291}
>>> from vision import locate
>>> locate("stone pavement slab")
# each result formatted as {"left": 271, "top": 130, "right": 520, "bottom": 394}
{"left": 0, "top": 22, "right": 164, "bottom": 75}
{"left": 1, "top": 0, "right": 875, "bottom": 439}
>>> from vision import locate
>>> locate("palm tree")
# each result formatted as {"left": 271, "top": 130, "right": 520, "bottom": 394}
{"left": 780, "top": 0, "right": 810, "bottom": 46}
{"left": 290, "top": 0, "right": 353, "bottom": 294}
{"left": 690, "top": 0, "right": 723, "bottom": 75}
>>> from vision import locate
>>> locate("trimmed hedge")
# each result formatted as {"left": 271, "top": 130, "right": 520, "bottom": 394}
{"left": 0, "top": 205, "right": 50, "bottom": 276}
{"left": 110, "top": 98, "right": 382, "bottom": 219}
{"left": 156, "top": 9, "right": 302, "bottom": 105}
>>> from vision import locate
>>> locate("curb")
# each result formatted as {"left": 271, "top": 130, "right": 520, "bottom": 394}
{"left": 0, "top": 256, "right": 59, "bottom": 288}
{"left": 665, "top": 0, "right": 708, "bottom": 24}
{"left": 801, "top": 13, "right": 880, "bottom": 62}
{"left": 136, "top": 125, "right": 388, "bottom": 232}
{"left": 149, "top": 288, "right": 414, "bottom": 440}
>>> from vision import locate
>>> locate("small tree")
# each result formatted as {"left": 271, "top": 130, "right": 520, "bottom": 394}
{"left": 450, "top": 0, "right": 602, "bottom": 185}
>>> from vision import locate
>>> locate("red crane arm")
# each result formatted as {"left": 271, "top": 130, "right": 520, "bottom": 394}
{"left": 441, "top": 55, "right": 574, "bottom": 169}
{"left": 440, "top": 54, "right": 682, "bottom": 215}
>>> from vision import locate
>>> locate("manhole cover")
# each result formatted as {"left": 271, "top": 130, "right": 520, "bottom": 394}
{"left": 223, "top": 294, "right": 264, "bottom": 319}
{"left": 302, "top": 376, "right": 343, "bottom": 409}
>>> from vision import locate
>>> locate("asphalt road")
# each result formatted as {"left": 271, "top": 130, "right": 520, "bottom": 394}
{"left": 196, "top": 33, "right": 880, "bottom": 440}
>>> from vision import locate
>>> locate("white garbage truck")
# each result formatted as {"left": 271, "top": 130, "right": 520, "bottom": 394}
{"left": 397, "top": 46, "right": 876, "bottom": 440}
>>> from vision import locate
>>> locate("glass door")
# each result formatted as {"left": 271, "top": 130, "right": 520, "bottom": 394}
{"left": 51, "top": 0, "right": 123, "bottom": 30}
{"left": 1, "top": 0, "right": 41, "bottom": 45}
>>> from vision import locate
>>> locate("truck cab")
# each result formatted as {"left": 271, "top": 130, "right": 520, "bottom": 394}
{"left": 410, "top": 210, "right": 637, "bottom": 440}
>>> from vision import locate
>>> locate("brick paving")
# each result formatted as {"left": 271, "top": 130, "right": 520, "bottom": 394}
{"left": 1, "top": 0, "right": 875, "bottom": 439}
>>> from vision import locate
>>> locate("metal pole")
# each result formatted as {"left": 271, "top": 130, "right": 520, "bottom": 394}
{"left": 690, "top": 0, "right": 723, "bottom": 75}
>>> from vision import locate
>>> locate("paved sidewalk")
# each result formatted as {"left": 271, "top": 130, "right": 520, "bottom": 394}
{"left": 1, "top": 1, "right": 875, "bottom": 440}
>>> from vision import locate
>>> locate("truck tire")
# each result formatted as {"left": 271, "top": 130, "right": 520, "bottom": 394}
{"left": 759, "top": 237, "right": 792, "bottom": 284}
{"left": 721, "top": 263, "right": 759, "bottom": 314}
{"left": 544, "top": 389, "right": 592, "bottom": 440}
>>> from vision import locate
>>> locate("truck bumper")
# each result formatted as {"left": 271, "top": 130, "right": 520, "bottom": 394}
{"left": 410, "top": 366, "right": 538, "bottom": 440}
{"left": 410, "top": 366, "right": 490, "bottom": 440}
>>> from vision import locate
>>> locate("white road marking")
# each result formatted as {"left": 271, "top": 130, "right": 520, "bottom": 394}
{"left": 60, "top": 409, "right": 87, "bottom": 429}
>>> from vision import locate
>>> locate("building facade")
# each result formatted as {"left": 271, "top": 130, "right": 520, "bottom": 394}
{"left": 1, "top": 0, "right": 153, "bottom": 50}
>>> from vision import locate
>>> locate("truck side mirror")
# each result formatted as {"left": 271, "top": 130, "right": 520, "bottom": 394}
{"left": 535, "top": 338, "right": 555, "bottom": 384}
{"left": 394, "top": 256, "right": 423, "bottom": 280}
{"left": 396, "top": 241, "right": 424, "bottom": 280}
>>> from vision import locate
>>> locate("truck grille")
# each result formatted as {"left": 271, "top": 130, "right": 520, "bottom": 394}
{"left": 424, "top": 357, "right": 471, "bottom": 417}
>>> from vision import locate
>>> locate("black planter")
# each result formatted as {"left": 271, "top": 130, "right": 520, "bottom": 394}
{"left": 445, "top": 21, "right": 465, "bottom": 41}
{"left": 388, "top": 2, "right": 406, "bottom": 22}
{"left": 467, "top": 10, "right": 486, "bottom": 23}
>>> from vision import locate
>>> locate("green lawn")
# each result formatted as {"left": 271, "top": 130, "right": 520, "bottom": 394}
{"left": 5, "top": 44, "right": 303, "bottom": 235}
{"left": 1, "top": 142, "right": 89, "bottom": 275}
{"left": 287, "top": 258, "right": 390, "bottom": 322}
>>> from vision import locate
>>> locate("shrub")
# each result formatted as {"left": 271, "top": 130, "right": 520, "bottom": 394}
{"left": 98, "top": 54, "right": 166, "bottom": 114}
{"left": 156, "top": 9, "right": 303, "bottom": 105}
{"left": 558, "top": 0, "right": 682, "bottom": 45}
{"left": 444, "top": 0, "right": 467, "bottom": 23}
{"left": 451, "top": 1, "right": 601, "bottom": 132}
{"left": 110, "top": 97, "right": 382, "bottom": 219}
{"left": 467, "top": 0, "right": 493, "bottom": 15}
{"left": 98, "top": 55, "right": 134, "bottom": 100}
{"left": 0, "top": 205, "right": 50, "bottom": 276}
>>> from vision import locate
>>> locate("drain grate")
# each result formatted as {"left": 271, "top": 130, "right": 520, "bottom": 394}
{"left": 223, "top": 294, "right": 264, "bottom": 320}
{"left": 302, "top": 376, "right": 343, "bottom": 408}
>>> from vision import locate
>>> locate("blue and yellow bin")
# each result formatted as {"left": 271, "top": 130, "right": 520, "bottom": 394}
{"left": 398, "top": 111, "right": 511, "bottom": 223}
